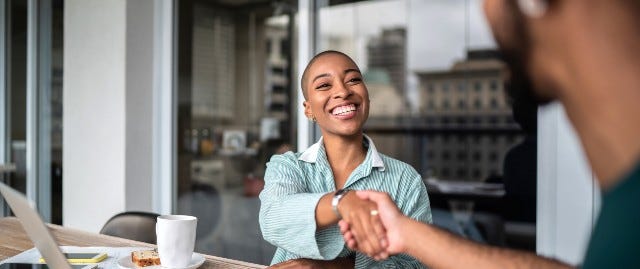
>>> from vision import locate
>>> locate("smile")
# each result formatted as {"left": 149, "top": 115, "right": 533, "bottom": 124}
{"left": 331, "top": 104, "right": 357, "bottom": 116}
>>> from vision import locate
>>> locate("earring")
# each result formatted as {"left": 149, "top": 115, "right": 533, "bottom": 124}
{"left": 309, "top": 116, "right": 316, "bottom": 122}
{"left": 517, "top": 0, "right": 548, "bottom": 18}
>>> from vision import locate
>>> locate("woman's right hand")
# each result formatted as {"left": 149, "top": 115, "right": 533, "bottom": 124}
{"left": 337, "top": 191, "right": 389, "bottom": 258}
{"left": 339, "top": 191, "right": 409, "bottom": 257}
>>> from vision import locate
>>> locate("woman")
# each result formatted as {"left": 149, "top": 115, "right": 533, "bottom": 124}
{"left": 259, "top": 50, "right": 431, "bottom": 268}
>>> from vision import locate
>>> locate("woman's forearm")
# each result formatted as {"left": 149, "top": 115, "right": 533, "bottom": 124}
{"left": 315, "top": 192, "right": 340, "bottom": 228}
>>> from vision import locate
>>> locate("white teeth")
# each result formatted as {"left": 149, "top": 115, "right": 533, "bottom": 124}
{"left": 332, "top": 104, "right": 356, "bottom": 115}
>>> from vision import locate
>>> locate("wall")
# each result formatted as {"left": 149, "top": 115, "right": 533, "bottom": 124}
{"left": 64, "top": 0, "right": 127, "bottom": 232}
{"left": 64, "top": 0, "right": 158, "bottom": 232}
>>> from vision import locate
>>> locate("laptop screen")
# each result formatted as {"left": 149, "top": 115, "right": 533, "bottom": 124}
{"left": 0, "top": 182, "right": 73, "bottom": 269}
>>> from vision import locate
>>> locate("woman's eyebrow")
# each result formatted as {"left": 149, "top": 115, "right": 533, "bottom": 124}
{"left": 311, "top": 68, "right": 360, "bottom": 83}
{"left": 344, "top": 68, "right": 361, "bottom": 75}
{"left": 311, "top": 73, "right": 330, "bottom": 83}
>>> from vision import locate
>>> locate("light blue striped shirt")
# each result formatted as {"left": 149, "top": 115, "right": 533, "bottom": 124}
{"left": 259, "top": 135, "right": 432, "bottom": 268}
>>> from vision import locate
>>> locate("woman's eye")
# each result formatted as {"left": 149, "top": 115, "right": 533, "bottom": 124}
{"left": 348, "top": 77, "right": 362, "bottom": 84}
{"left": 315, "top": 83, "right": 330, "bottom": 90}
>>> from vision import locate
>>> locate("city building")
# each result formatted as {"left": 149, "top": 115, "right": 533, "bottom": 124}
{"left": 416, "top": 49, "right": 521, "bottom": 181}
{"left": 367, "top": 28, "right": 407, "bottom": 97}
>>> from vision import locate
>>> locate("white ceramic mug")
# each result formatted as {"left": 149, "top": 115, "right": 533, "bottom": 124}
{"left": 156, "top": 215, "right": 198, "bottom": 268}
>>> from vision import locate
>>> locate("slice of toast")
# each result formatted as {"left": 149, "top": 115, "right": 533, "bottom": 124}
{"left": 131, "top": 249, "right": 161, "bottom": 267}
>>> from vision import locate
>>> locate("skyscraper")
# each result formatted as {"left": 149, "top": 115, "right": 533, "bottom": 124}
{"left": 367, "top": 28, "right": 407, "bottom": 97}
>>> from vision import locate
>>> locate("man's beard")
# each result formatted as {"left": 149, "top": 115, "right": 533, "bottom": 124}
{"left": 501, "top": 1, "right": 553, "bottom": 107}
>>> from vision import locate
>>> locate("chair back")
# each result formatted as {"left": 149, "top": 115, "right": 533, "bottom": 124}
{"left": 100, "top": 211, "right": 160, "bottom": 244}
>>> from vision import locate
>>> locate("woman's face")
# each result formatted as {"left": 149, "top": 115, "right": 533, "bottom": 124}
{"left": 303, "top": 53, "right": 370, "bottom": 139}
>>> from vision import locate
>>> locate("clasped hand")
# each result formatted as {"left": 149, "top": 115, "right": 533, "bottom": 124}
{"left": 336, "top": 191, "right": 389, "bottom": 260}
{"left": 339, "top": 191, "right": 407, "bottom": 261}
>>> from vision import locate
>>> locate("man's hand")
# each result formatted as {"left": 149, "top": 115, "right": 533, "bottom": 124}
{"left": 339, "top": 191, "right": 409, "bottom": 258}
{"left": 337, "top": 191, "right": 389, "bottom": 258}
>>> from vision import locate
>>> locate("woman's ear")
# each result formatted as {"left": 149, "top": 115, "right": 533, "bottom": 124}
{"left": 303, "top": 101, "right": 312, "bottom": 119}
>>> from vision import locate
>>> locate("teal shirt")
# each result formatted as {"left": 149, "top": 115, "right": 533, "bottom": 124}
{"left": 259, "top": 135, "right": 432, "bottom": 268}
{"left": 583, "top": 163, "right": 640, "bottom": 268}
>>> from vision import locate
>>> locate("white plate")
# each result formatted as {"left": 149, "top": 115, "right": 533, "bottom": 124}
{"left": 117, "top": 253, "right": 205, "bottom": 269}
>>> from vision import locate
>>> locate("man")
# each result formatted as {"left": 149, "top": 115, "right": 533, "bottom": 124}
{"left": 340, "top": 0, "right": 640, "bottom": 268}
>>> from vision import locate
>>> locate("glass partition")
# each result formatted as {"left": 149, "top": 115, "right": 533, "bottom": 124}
{"left": 317, "top": 0, "right": 537, "bottom": 251}
{"left": 0, "top": 0, "right": 63, "bottom": 224}
{"left": 175, "top": 0, "right": 297, "bottom": 264}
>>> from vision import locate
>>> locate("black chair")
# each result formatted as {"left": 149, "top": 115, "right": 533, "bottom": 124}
{"left": 100, "top": 211, "right": 160, "bottom": 244}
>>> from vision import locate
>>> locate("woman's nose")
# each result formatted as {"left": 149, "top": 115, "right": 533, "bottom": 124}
{"left": 333, "top": 82, "right": 352, "bottom": 98}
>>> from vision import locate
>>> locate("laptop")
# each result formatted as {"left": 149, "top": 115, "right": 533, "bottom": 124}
{"left": 0, "top": 182, "right": 96, "bottom": 269}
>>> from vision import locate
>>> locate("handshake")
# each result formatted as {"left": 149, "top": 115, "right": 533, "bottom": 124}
{"left": 336, "top": 190, "right": 413, "bottom": 261}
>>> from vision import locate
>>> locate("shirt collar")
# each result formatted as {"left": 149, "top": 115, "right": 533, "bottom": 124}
{"left": 298, "top": 134, "right": 386, "bottom": 171}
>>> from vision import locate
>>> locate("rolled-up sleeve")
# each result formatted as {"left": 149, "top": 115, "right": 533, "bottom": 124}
{"left": 259, "top": 153, "right": 344, "bottom": 260}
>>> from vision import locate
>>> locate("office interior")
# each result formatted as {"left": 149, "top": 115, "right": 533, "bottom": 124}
{"left": 0, "top": 0, "right": 599, "bottom": 266}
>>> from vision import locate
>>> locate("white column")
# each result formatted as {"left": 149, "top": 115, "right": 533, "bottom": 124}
{"left": 64, "top": 0, "right": 171, "bottom": 232}
{"left": 64, "top": 0, "right": 128, "bottom": 232}
{"left": 297, "top": 0, "right": 314, "bottom": 151}
{"left": 537, "top": 101, "right": 600, "bottom": 265}
{"left": 124, "top": 0, "right": 155, "bottom": 213}
{"left": 151, "top": 0, "right": 176, "bottom": 215}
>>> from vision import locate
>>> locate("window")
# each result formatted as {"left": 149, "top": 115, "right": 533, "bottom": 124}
{"left": 443, "top": 99, "right": 450, "bottom": 110}
{"left": 490, "top": 80, "right": 499, "bottom": 91}
{"left": 441, "top": 168, "right": 450, "bottom": 178}
{"left": 474, "top": 99, "right": 482, "bottom": 109}
{"left": 490, "top": 98, "right": 499, "bottom": 108}
{"left": 317, "top": 0, "right": 536, "bottom": 251}
{"left": 457, "top": 150, "right": 467, "bottom": 161}
{"left": 474, "top": 81, "right": 482, "bottom": 91}
{"left": 456, "top": 168, "right": 467, "bottom": 178}
{"left": 1, "top": 0, "right": 65, "bottom": 224}
{"left": 457, "top": 82, "right": 466, "bottom": 92}
{"left": 176, "top": 2, "right": 297, "bottom": 264}
{"left": 458, "top": 99, "right": 466, "bottom": 109}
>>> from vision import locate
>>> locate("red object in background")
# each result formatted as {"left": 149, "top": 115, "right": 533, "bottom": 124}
{"left": 244, "top": 174, "right": 265, "bottom": 197}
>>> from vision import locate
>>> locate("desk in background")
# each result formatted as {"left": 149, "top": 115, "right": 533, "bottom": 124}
{"left": 0, "top": 217, "right": 265, "bottom": 269}
{"left": 426, "top": 178, "right": 505, "bottom": 210}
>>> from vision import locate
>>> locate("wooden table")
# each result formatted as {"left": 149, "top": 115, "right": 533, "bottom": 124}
{"left": 0, "top": 217, "right": 266, "bottom": 269}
